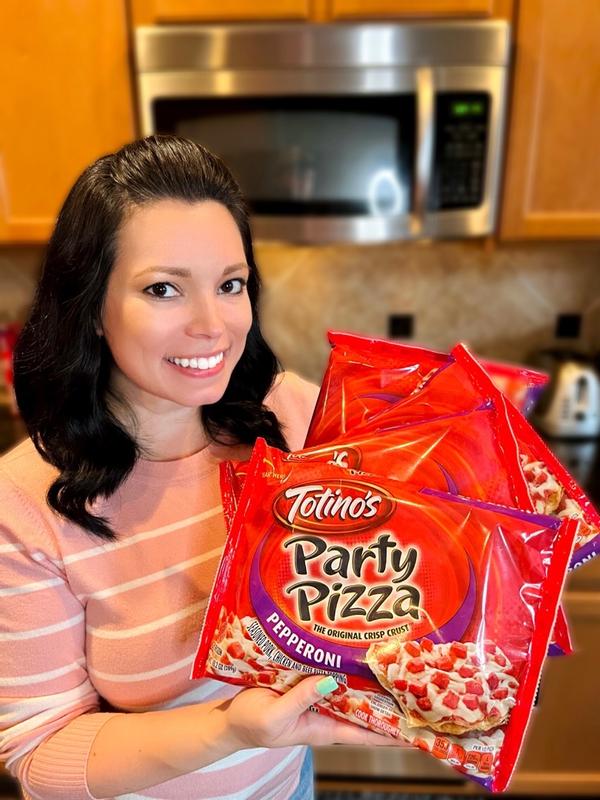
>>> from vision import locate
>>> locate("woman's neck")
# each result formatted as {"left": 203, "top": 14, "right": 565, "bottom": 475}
{"left": 107, "top": 390, "right": 209, "bottom": 462}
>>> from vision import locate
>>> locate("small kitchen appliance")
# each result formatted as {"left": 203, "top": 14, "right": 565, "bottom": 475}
{"left": 531, "top": 350, "right": 600, "bottom": 439}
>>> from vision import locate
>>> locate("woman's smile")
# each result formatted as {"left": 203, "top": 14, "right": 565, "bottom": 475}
{"left": 166, "top": 349, "right": 227, "bottom": 375}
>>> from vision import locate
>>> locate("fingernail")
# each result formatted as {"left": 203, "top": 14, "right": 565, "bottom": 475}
{"left": 316, "top": 676, "right": 339, "bottom": 696}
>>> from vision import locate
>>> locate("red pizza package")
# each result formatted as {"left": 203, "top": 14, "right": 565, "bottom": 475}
{"left": 195, "top": 439, "right": 577, "bottom": 792}
{"left": 305, "top": 332, "right": 449, "bottom": 446}
{"left": 222, "top": 404, "right": 525, "bottom": 521}
{"left": 306, "top": 331, "right": 548, "bottom": 447}
{"left": 452, "top": 344, "right": 600, "bottom": 572}
{"left": 220, "top": 401, "right": 573, "bottom": 657}
{"left": 292, "top": 405, "right": 527, "bottom": 509}
{"left": 481, "top": 357, "right": 548, "bottom": 417}
{"left": 308, "top": 335, "right": 599, "bottom": 574}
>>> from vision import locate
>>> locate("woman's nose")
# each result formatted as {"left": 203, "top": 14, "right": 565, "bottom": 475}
{"left": 184, "top": 296, "right": 224, "bottom": 339}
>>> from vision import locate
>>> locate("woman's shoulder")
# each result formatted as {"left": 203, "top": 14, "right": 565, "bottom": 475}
{"left": 0, "top": 437, "right": 61, "bottom": 550}
{"left": 0, "top": 436, "right": 57, "bottom": 492}
{"left": 265, "top": 371, "right": 320, "bottom": 451}
{"left": 0, "top": 437, "right": 59, "bottom": 518}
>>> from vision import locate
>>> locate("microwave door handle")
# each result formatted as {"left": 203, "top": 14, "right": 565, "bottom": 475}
{"left": 412, "top": 67, "right": 434, "bottom": 236}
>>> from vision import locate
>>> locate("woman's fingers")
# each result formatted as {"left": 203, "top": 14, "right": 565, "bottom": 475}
{"left": 302, "top": 712, "right": 410, "bottom": 748}
{"left": 269, "top": 677, "right": 413, "bottom": 748}
{"left": 268, "top": 675, "right": 338, "bottom": 726}
{"left": 227, "top": 678, "right": 415, "bottom": 750}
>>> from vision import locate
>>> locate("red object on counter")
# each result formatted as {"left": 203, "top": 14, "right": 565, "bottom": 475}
{"left": 0, "top": 322, "right": 20, "bottom": 416}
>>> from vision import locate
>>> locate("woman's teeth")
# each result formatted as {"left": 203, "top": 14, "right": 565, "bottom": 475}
{"left": 168, "top": 352, "right": 224, "bottom": 370}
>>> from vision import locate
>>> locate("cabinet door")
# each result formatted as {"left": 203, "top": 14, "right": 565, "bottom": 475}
{"left": 130, "top": 0, "right": 310, "bottom": 24}
{"left": 0, "top": 1, "right": 134, "bottom": 243}
{"left": 500, "top": 0, "right": 600, "bottom": 239}
{"left": 329, "top": 0, "right": 512, "bottom": 20}
{"left": 509, "top": 590, "right": 600, "bottom": 793}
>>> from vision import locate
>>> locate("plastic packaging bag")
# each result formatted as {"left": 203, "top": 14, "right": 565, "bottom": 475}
{"left": 195, "top": 439, "right": 577, "bottom": 792}
{"left": 306, "top": 332, "right": 548, "bottom": 447}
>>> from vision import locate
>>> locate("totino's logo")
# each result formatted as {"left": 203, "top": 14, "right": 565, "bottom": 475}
{"left": 273, "top": 480, "right": 394, "bottom": 533}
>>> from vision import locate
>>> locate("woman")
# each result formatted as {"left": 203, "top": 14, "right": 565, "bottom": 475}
{"left": 0, "top": 136, "right": 395, "bottom": 800}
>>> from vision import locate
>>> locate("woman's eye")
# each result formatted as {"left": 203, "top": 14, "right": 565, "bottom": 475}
{"left": 144, "top": 282, "right": 178, "bottom": 298}
{"left": 219, "top": 278, "right": 247, "bottom": 295}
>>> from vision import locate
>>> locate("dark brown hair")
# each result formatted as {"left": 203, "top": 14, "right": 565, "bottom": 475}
{"left": 14, "top": 135, "right": 287, "bottom": 540}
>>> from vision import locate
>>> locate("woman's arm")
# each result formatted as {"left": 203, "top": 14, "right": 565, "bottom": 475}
{"left": 86, "top": 696, "right": 239, "bottom": 797}
{"left": 87, "top": 675, "right": 402, "bottom": 799}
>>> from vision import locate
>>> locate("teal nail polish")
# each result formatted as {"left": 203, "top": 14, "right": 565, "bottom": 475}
{"left": 316, "top": 676, "right": 339, "bottom": 696}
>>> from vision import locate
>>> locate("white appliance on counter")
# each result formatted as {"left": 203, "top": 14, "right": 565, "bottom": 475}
{"left": 134, "top": 22, "right": 510, "bottom": 244}
{"left": 532, "top": 355, "right": 600, "bottom": 439}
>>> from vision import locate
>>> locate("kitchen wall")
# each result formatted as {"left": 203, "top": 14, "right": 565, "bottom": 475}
{"left": 259, "top": 240, "right": 600, "bottom": 383}
{"left": 1, "top": 240, "right": 599, "bottom": 388}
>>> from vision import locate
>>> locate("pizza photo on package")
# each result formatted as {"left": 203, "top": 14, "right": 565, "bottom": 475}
{"left": 195, "top": 439, "right": 577, "bottom": 793}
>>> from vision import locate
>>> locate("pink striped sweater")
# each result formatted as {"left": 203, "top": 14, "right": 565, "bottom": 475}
{"left": 0, "top": 371, "right": 320, "bottom": 800}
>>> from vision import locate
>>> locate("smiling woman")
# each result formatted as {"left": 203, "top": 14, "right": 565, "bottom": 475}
{"left": 12, "top": 136, "right": 289, "bottom": 537}
{"left": 0, "top": 137, "right": 405, "bottom": 800}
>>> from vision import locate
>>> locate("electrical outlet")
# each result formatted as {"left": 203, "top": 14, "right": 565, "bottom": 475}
{"left": 388, "top": 314, "right": 414, "bottom": 339}
{"left": 555, "top": 313, "right": 582, "bottom": 339}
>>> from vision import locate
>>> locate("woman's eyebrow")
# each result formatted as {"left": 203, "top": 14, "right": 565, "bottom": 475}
{"left": 134, "top": 263, "right": 249, "bottom": 279}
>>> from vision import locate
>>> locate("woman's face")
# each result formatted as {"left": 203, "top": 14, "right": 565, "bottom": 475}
{"left": 101, "top": 199, "right": 253, "bottom": 416}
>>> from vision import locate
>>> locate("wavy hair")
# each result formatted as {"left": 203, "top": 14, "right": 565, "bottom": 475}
{"left": 13, "top": 135, "right": 288, "bottom": 541}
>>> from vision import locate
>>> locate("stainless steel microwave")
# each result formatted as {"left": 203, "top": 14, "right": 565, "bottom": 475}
{"left": 135, "top": 22, "right": 510, "bottom": 244}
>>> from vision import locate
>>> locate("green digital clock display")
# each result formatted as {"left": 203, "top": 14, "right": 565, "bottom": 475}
{"left": 451, "top": 101, "right": 485, "bottom": 117}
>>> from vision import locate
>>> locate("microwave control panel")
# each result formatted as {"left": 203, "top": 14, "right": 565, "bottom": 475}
{"left": 429, "top": 93, "right": 490, "bottom": 211}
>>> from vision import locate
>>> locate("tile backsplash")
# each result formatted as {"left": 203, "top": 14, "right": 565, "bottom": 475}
{"left": 1, "top": 240, "right": 599, "bottom": 387}
{"left": 257, "top": 240, "right": 600, "bottom": 384}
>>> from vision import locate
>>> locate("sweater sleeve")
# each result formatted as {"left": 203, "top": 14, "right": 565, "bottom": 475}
{"left": 0, "top": 473, "right": 118, "bottom": 800}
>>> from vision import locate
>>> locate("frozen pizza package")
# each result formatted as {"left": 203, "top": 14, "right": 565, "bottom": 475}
{"left": 453, "top": 344, "right": 600, "bottom": 571}
{"left": 195, "top": 439, "right": 578, "bottom": 792}
{"left": 479, "top": 358, "right": 549, "bottom": 417}
{"left": 306, "top": 332, "right": 549, "bottom": 447}
{"left": 292, "top": 405, "right": 528, "bottom": 509}
{"left": 224, "top": 404, "right": 525, "bottom": 514}
{"left": 305, "top": 332, "right": 450, "bottom": 446}
{"left": 219, "top": 415, "right": 573, "bottom": 658}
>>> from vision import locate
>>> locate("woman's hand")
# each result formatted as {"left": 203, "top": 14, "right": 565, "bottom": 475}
{"left": 220, "top": 675, "right": 412, "bottom": 750}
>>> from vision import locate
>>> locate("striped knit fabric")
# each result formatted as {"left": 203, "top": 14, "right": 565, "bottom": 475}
{"left": 0, "top": 372, "right": 320, "bottom": 800}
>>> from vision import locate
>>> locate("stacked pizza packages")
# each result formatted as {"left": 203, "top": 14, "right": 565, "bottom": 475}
{"left": 194, "top": 332, "right": 600, "bottom": 792}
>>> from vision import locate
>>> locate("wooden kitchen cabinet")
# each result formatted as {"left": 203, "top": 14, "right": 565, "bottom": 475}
{"left": 329, "top": 0, "right": 512, "bottom": 21}
{"left": 509, "top": 589, "right": 600, "bottom": 794}
{"left": 130, "top": 0, "right": 511, "bottom": 23}
{"left": 130, "top": 0, "right": 311, "bottom": 24}
{"left": 500, "top": 0, "right": 600, "bottom": 240}
{"left": 0, "top": 1, "right": 135, "bottom": 243}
